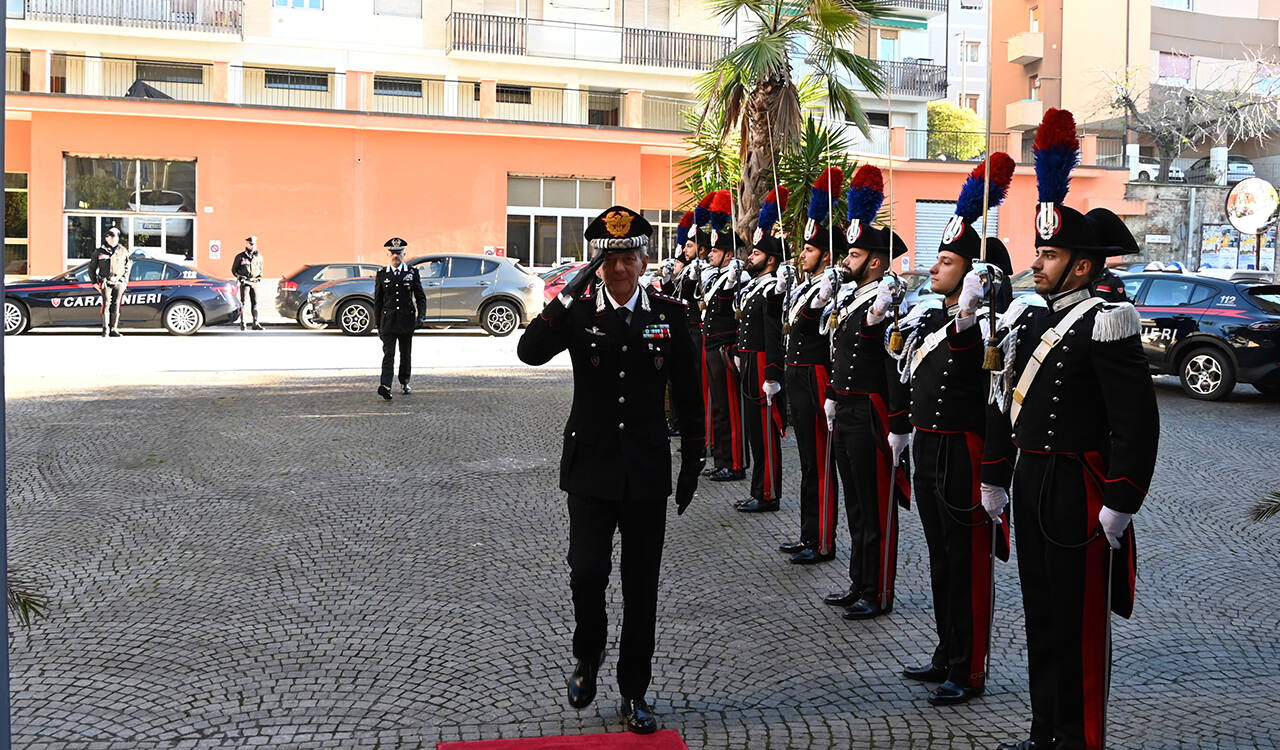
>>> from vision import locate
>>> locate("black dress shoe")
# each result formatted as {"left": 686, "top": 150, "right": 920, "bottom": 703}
{"left": 789, "top": 548, "right": 836, "bottom": 565}
{"left": 709, "top": 468, "right": 746, "bottom": 481}
{"left": 667, "top": 426, "right": 680, "bottom": 436}
{"left": 996, "top": 741, "right": 1039, "bottom": 750}
{"left": 736, "top": 498, "right": 779, "bottom": 513}
{"left": 902, "top": 662, "right": 948, "bottom": 682}
{"left": 841, "top": 598, "right": 884, "bottom": 620}
{"left": 566, "top": 649, "right": 605, "bottom": 709}
{"left": 702, "top": 466, "right": 718, "bottom": 477}
{"left": 928, "top": 680, "right": 984, "bottom": 705}
{"left": 823, "top": 589, "right": 859, "bottom": 607}
{"left": 778, "top": 540, "right": 806, "bottom": 554}
{"left": 377, "top": 385, "right": 393, "bottom": 401}
{"left": 620, "top": 697, "right": 659, "bottom": 734}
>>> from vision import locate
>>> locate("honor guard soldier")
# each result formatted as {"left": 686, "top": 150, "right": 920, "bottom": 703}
{"left": 232, "top": 236, "right": 265, "bottom": 331}
{"left": 733, "top": 190, "right": 787, "bottom": 513}
{"left": 820, "top": 165, "right": 911, "bottom": 620}
{"left": 700, "top": 191, "right": 749, "bottom": 482}
{"left": 516, "top": 206, "right": 705, "bottom": 735}
{"left": 373, "top": 238, "right": 427, "bottom": 400}
{"left": 984, "top": 109, "right": 1159, "bottom": 750}
{"left": 663, "top": 210, "right": 706, "bottom": 436}
{"left": 778, "top": 173, "right": 840, "bottom": 564}
{"left": 893, "top": 154, "right": 1016, "bottom": 706}
{"left": 89, "top": 226, "right": 130, "bottom": 337}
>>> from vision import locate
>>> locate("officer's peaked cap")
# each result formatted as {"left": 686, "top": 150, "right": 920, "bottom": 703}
{"left": 585, "top": 206, "right": 652, "bottom": 252}
{"left": 384, "top": 237, "right": 408, "bottom": 251}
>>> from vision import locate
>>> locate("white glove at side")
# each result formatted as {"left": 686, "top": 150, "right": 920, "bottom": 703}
{"left": 958, "top": 268, "right": 986, "bottom": 315}
{"left": 762, "top": 379, "right": 781, "bottom": 406}
{"left": 888, "top": 432, "right": 910, "bottom": 466}
{"left": 980, "top": 483, "right": 1009, "bottom": 523}
{"left": 1099, "top": 506, "right": 1133, "bottom": 549}
{"left": 823, "top": 398, "right": 837, "bottom": 431}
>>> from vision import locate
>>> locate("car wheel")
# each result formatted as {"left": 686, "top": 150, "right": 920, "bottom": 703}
{"left": 163, "top": 300, "right": 204, "bottom": 335}
{"left": 1179, "top": 347, "right": 1236, "bottom": 401}
{"left": 4, "top": 299, "right": 29, "bottom": 335}
{"left": 338, "top": 300, "right": 374, "bottom": 336}
{"left": 480, "top": 299, "right": 519, "bottom": 337}
{"left": 296, "top": 302, "right": 327, "bottom": 330}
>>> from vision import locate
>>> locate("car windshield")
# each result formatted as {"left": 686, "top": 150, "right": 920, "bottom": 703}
{"left": 1010, "top": 268, "right": 1036, "bottom": 292}
{"left": 1247, "top": 287, "right": 1280, "bottom": 313}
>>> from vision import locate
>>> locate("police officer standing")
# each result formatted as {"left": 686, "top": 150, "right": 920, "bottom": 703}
{"left": 373, "top": 237, "right": 427, "bottom": 400}
{"left": 232, "top": 235, "right": 265, "bottom": 331}
{"left": 89, "top": 226, "right": 130, "bottom": 337}
{"left": 986, "top": 109, "right": 1159, "bottom": 750}
{"left": 517, "top": 206, "right": 705, "bottom": 735}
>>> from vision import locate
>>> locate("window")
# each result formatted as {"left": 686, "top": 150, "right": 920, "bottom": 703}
{"left": 959, "top": 0, "right": 983, "bottom": 8}
{"left": 5, "top": 171, "right": 28, "bottom": 274}
{"left": 137, "top": 62, "right": 204, "bottom": 85}
{"left": 877, "top": 29, "right": 898, "bottom": 61}
{"left": 1143, "top": 279, "right": 1214, "bottom": 307}
{"left": 506, "top": 176, "right": 615, "bottom": 266}
{"left": 448, "top": 257, "right": 490, "bottom": 277}
{"left": 962, "top": 94, "right": 980, "bottom": 112}
{"left": 358, "top": 265, "right": 380, "bottom": 277}
{"left": 475, "top": 83, "right": 532, "bottom": 104}
{"left": 1159, "top": 0, "right": 1193, "bottom": 8}
{"left": 315, "top": 265, "right": 356, "bottom": 281}
{"left": 128, "top": 260, "right": 169, "bottom": 282}
{"left": 1158, "top": 52, "right": 1192, "bottom": 85}
{"left": 419, "top": 258, "right": 447, "bottom": 278}
{"left": 63, "top": 156, "right": 197, "bottom": 266}
{"left": 961, "top": 41, "right": 980, "bottom": 64}
{"left": 374, "top": 76, "right": 422, "bottom": 98}
{"left": 1123, "top": 277, "right": 1146, "bottom": 301}
{"left": 7, "top": 0, "right": 25, "bottom": 18}
{"left": 588, "top": 90, "right": 620, "bottom": 126}
{"left": 1029, "top": 74, "right": 1040, "bottom": 101}
{"left": 265, "top": 71, "right": 328, "bottom": 91}
{"left": 374, "top": 0, "right": 421, "bottom": 16}
{"left": 274, "top": 0, "right": 323, "bottom": 7}
{"left": 1029, "top": 5, "right": 1040, "bottom": 32}
{"left": 867, "top": 111, "right": 890, "bottom": 127}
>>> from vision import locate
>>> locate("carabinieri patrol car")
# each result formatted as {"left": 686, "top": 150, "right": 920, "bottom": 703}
{"left": 4, "top": 255, "right": 242, "bottom": 336}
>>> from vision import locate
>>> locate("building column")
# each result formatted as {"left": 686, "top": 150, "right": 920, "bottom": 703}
{"left": 83, "top": 53, "right": 103, "bottom": 97}
{"left": 30, "top": 49, "right": 51, "bottom": 93}
{"left": 1125, "top": 142, "right": 1140, "bottom": 173}
{"left": 479, "top": 79, "right": 497, "bottom": 119}
{"left": 228, "top": 60, "right": 244, "bottom": 104}
{"left": 444, "top": 74, "right": 459, "bottom": 116}
{"left": 1080, "top": 134, "right": 1098, "bottom": 166}
{"left": 1006, "top": 131, "right": 1023, "bottom": 163}
{"left": 564, "top": 84, "right": 581, "bottom": 124}
{"left": 890, "top": 126, "right": 906, "bottom": 159}
{"left": 625, "top": 88, "right": 644, "bottom": 129}
{"left": 212, "top": 61, "right": 230, "bottom": 103}
{"left": 345, "top": 70, "right": 371, "bottom": 112}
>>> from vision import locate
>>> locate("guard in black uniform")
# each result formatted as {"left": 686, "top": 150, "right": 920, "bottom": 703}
{"left": 373, "top": 237, "right": 427, "bottom": 400}
{"left": 701, "top": 191, "right": 749, "bottom": 482}
{"left": 820, "top": 164, "right": 911, "bottom": 620}
{"left": 664, "top": 210, "right": 705, "bottom": 436}
{"left": 232, "top": 236, "right": 265, "bottom": 331}
{"left": 985, "top": 109, "right": 1159, "bottom": 750}
{"left": 517, "top": 206, "right": 705, "bottom": 735}
{"left": 734, "top": 193, "right": 786, "bottom": 514}
{"left": 894, "top": 154, "right": 1016, "bottom": 706}
{"left": 89, "top": 227, "right": 131, "bottom": 337}
{"left": 779, "top": 173, "right": 840, "bottom": 563}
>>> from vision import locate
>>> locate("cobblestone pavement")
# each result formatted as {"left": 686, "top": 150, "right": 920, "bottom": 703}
{"left": 6, "top": 370, "right": 1279, "bottom": 749}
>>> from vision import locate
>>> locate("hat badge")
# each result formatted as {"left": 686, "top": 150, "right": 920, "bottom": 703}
{"left": 1036, "top": 202, "right": 1061, "bottom": 240}
{"left": 711, "top": 229, "right": 720, "bottom": 246}
{"left": 752, "top": 226, "right": 764, "bottom": 244}
{"left": 941, "top": 215, "right": 966, "bottom": 245}
{"left": 603, "top": 211, "right": 634, "bottom": 238}
{"left": 389, "top": 238, "right": 403, "bottom": 249}
{"left": 846, "top": 219, "right": 863, "bottom": 245}
{"left": 804, "top": 218, "right": 818, "bottom": 241}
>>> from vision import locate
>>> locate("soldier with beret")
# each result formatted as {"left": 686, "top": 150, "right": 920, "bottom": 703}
{"left": 89, "top": 226, "right": 131, "bottom": 338}
{"left": 819, "top": 164, "right": 912, "bottom": 620}
{"left": 893, "top": 154, "right": 1016, "bottom": 707}
{"left": 373, "top": 237, "right": 427, "bottom": 400}
{"left": 700, "top": 191, "right": 749, "bottom": 482}
{"left": 517, "top": 206, "right": 705, "bottom": 735}
{"left": 232, "top": 235, "right": 265, "bottom": 331}
{"left": 986, "top": 109, "right": 1159, "bottom": 750}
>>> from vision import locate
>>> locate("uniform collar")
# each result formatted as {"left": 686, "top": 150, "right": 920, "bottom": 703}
{"left": 605, "top": 285, "right": 640, "bottom": 313}
{"left": 1045, "top": 287, "right": 1093, "bottom": 313}
{"left": 386, "top": 262, "right": 407, "bottom": 273}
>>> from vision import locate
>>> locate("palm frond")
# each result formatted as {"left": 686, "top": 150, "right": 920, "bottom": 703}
{"left": 807, "top": 0, "right": 863, "bottom": 43}
{"left": 8, "top": 566, "right": 51, "bottom": 628}
{"left": 1250, "top": 490, "right": 1280, "bottom": 522}
{"left": 776, "top": 115, "right": 859, "bottom": 254}
{"left": 707, "top": 0, "right": 775, "bottom": 26}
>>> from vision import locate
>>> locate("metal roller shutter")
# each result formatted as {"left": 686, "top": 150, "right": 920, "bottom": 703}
{"left": 913, "top": 200, "right": 999, "bottom": 271}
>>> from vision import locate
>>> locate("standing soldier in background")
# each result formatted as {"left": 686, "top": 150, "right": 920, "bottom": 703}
{"left": 701, "top": 192, "right": 748, "bottom": 483}
{"left": 89, "top": 226, "right": 130, "bottom": 338}
{"left": 893, "top": 154, "right": 1016, "bottom": 707}
{"left": 820, "top": 165, "right": 911, "bottom": 620}
{"left": 232, "top": 235, "right": 265, "bottom": 331}
{"left": 734, "top": 191, "right": 786, "bottom": 514}
{"left": 986, "top": 109, "right": 1158, "bottom": 750}
{"left": 663, "top": 210, "right": 704, "bottom": 436}
{"left": 373, "top": 237, "right": 427, "bottom": 400}
{"left": 779, "top": 172, "right": 840, "bottom": 564}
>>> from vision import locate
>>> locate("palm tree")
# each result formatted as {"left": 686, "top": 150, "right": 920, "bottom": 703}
{"left": 676, "top": 106, "right": 742, "bottom": 203}
{"left": 698, "top": 0, "right": 887, "bottom": 238}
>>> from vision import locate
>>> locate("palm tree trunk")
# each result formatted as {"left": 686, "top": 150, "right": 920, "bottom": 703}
{"left": 737, "top": 77, "right": 788, "bottom": 248}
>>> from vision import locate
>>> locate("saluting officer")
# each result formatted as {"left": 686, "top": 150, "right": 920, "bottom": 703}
{"left": 373, "top": 237, "right": 427, "bottom": 400}
{"left": 89, "top": 226, "right": 130, "bottom": 337}
{"left": 700, "top": 191, "right": 749, "bottom": 482}
{"left": 819, "top": 165, "right": 911, "bottom": 620}
{"left": 517, "top": 206, "right": 705, "bottom": 735}
{"left": 232, "top": 235, "right": 265, "bottom": 331}
{"left": 893, "top": 154, "right": 1016, "bottom": 707}
{"left": 779, "top": 173, "right": 840, "bottom": 564}
{"left": 985, "top": 109, "right": 1159, "bottom": 750}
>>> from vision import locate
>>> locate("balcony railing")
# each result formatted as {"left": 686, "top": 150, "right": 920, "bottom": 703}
{"left": 905, "top": 129, "right": 1014, "bottom": 162}
{"left": 19, "top": 0, "right": 243, "bottom": 34}
{"left": 445, "top": 12, "right": 731, "bottom": 71}
{"left": 863, "top": 59, "right": 948, "bottom": 98}
{"left": 6, "top": 50, "right": 30, "bottom": 91}
{"left": 891, "top": 0, "right": 947, "bottom": 14}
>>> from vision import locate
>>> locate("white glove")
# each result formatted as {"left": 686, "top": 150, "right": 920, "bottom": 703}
{"left": 980, "top": 483, "right": 1009, "bottom": 524}
{"left": 823, "top": 398, "right": 837, "bottom": 431}
{"left": 556, "top": 292, "right": 575, "bottom": 309}
{"left": 762, "top": 379, "right": 781, "bottom": 406}
{"left": 958, "top": 268, "right": 985, "bottom": 316}
{"left": 817, "top": 270, "right": 838, "bottom": 303}
{"left": 1099, "top": 506, "right": 1133, "bottom": 550}
{"left": 869, "top": 276, "right": 899, "bottom": 318}
{"left": 888, "top": 432, "right": 910, "bottom": 467}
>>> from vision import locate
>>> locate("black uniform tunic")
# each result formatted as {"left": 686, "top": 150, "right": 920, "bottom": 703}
{"left": 702, "top": 265, "right": 746, "bottom": 472}
{"left": 373, "top": 263, "right": 427, "bottom": 387}
{"left": 735, "top": 271, "right": 785, "bottom": 503}
{"left": 784, "top": 277, "right": 837, "bottom": 554}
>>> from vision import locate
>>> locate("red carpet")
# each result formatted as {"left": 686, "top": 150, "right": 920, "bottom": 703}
{"left": 437, "top": 729, "right": 687, "bottom": 750}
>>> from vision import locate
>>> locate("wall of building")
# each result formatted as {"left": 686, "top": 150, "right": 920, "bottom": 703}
{"left": 1061, "top": 0, "right": 1149, "bottom": 126}
{"left": 1122, "top": 182, "right": 1232, "bottom": 267}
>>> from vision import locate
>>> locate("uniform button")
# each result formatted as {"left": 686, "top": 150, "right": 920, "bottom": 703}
{"left": 1045, "top": 445, "right": 1052, "bottom": 450}
{"left": 936, "top": 397, "right": 943, "bottom": 404}
{"left": 618, "top": 396, "right": 626, "bottom": 404}
{"left": 947, "top": 358, "right": 954, "bottom": 365}
{"left": 621, "top": 345, "right": 627, "bottom": 352}
{"left": 619, "top": 371, "right": 626, "bottom": 378}
{"left": 570, "top": 431, "right": 576, "bottom": 437}
{"left": 940, "top": 385, "right": 947, "bottom": 391}
{"left": 1049, "top": 413, "right": 1056, "bottom": 419}
{"left": 933, "top": 424, "right": 939, "bottom": 429}
{"left": 1056, "top": 362, "right": 1064, "bottom": 368}
{"left": 1062, "top": 345, "right": 1070, "bottom": 352}
{"left": 1068, "top": 328, "right": 1076, "bottom": 335}
{"left": 1052, "top": 396, "right": 1059, "bottom": 402}
{"left": 1047, "top": 430, "right": 1054, "bottom": 437}
{"left": 618, "top": 422, "right": 625, "bottom": 429}
{"left": 935, "top": 411, "right": 941, "bottom": 416}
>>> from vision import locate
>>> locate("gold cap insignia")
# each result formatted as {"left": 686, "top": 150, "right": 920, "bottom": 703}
{"left": 604, "top": 211, "right": 635, "bottom": 238}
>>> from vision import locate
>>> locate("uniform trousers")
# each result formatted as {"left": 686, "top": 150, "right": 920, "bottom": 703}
{"left": 739, "top": 351, "right": 783, "bottom": 502}
{"left": 567, "top": 492, "right": 667, "bottom": 700}
{"left": 786, "top": 364, "right": 837, "bottom": 554}
{"left": 832, "top": 395, "right": 898, "bottom": 609}
{"left": 379, "top": 332, "right": 413, "bottom": 387}
{"left": 99, "top": 281, "right": 126, "bottom": 333}
{"left": 704, "top": 345, "right": 745, "bottom": 472}
{"left": 239, "top": 281, "right": 260, "bottom": 325}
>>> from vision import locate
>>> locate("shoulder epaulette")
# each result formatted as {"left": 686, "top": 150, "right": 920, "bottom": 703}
{"left": 651, "top": 293, "right": 687, "bottom": 307}
{"left": 997, "top": 294, "right": 1045, "bottom": 331}
{"left": 1092, "top": 302, "right": 1141, "bottom": 342}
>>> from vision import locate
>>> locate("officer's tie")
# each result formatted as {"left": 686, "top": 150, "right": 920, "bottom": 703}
{"left": 616, "top": 306, "right": 631, "bottom": 329}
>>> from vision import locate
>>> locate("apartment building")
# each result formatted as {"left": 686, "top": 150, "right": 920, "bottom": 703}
{"left": 947, "top": 0, "right": 988, "bottom": 115}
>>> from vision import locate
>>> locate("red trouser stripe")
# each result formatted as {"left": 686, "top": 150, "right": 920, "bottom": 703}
{"left": 964, "top": 430, "right": 994, "bottom": 688}
{"left": 867, "top": 393, "right": 897, "bottom": 608}
{"left": 724, "top": 349, "right": 744, "bottom": 471}
{"left": 757, "top": 351, "right": 781, "bottom": 501}
{"left": 813, "top": 366, "right": 835, "bottom": 555}
{"left": 1080, "top": 450, "right": 1111, "bottom": 750}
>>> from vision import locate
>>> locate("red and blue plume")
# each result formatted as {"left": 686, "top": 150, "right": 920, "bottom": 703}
{"left": 693, "top": 192, "right": 715, "bottom": 231}
{"left": 955, "top": 152, "right": 1016, "bottom": 222}
{"left": 807, "top": 167, "right": 845, "bottom": 224}
{"left": 676, "top": 210, "right": 695, "bottom": 246}
{"left": 1033, "top": 108, "right": 1079, "bottom": 204}
{"left": 709, "top": 189, "right": 733, "bottom": 233}
{"left": 757, "top": 186, "right": 789, "bottom": 235}
{"left": 845, "top": 164, "right": 884, "bottom": 224}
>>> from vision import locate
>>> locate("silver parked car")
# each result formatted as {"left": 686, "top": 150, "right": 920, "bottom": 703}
{"left": 1185, "top": 154, "right": 1256, "bottom": 185}
{"left": 307, "top": 254, "right": 545, "bottom": 336}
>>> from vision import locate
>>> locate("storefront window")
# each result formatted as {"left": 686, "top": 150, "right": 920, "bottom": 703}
{"left": 5, "top": 172, "right": 28, "bottom": 274}
{"left": 63, "top": 156, "right": 197, "bottom": 266}
{"left": 506, "top": 175, "right": 613, "bottom": 267}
